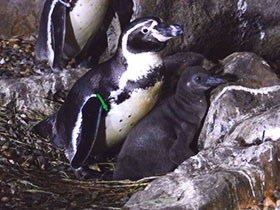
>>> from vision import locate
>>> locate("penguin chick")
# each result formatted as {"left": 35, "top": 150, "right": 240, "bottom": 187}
{"left": 113, "top": 66, "right": 224, "bottom": 181}
{"left": 33, "top": 17, "right": 183, "bottom": 178}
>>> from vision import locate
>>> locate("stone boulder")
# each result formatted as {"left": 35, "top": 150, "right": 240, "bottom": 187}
{"left": 212, "top": 52, "right": 280, "bottom": 88}
{"left": 124, "top": 52, "right": 280, "bottom": 209}
{"left": 199, "top": 52, "right": 280, "bottom": 149}
{"left": 0, "top": 0, "right": 44, "bottom": 39}
{"left": 0, "top": 68, "right": 89, "bottom": 116}
{"left": 125, "top": 141, "right": 280, "bottom": 210}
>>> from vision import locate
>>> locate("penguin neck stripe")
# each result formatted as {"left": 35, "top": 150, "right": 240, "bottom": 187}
{"left": 97, "top": 94, "right": 108, "bottom": 111}
{"left": 110, "top": 19, "right": 163, "bottom": 101}
{"left": 121, "top": 20, "right": 156, "bottom": 57}
{"left": 116, "top": 20, "right": 163, "bottom": 97}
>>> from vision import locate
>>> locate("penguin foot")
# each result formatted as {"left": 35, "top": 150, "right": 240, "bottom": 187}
{"left": 51, "top": 65, "right": 63, "bottom": 73}
{"left": 74, "top": 166, "right": 113, "bottom": 181}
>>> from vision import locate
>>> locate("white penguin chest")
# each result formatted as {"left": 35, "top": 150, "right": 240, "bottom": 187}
{"left": 105, "top": 81, "right": 163, "bottom": 147}
{"left": 69, "top": 0, "right": 109, "bottom": 49}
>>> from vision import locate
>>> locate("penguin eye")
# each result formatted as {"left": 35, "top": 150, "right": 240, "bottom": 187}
{"left": 194, "top": 76, "right": 201, "bottom": 82}
{"left": 141, "top": 27, "right": 149, "bottom": 34}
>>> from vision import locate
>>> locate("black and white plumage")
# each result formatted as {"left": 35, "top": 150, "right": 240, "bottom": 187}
{"left": 34, "top": 17, "right": 183, "bottom": 175}
{"left": 35, "top": 0, "right": 133, "bottom": 70}
{"left": 113, "top": 66, "right": 225, "bottom": 181}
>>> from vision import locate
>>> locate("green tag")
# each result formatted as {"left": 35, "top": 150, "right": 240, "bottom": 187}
{"left": 96, "top": 94, "right": 108, "bottom": 111}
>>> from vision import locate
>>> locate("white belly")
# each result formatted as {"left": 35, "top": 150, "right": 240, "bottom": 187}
{"left": 69, "top": 0, "right": 109, "bottom": 49}
{"left": 105, "top": 81, "right": 163, "bottom": 147}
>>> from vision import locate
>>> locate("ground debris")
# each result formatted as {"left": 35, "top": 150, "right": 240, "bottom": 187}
{"left": 0, "top": 105, "right": 150, "bottom": 209}
{"left": 0, "top": 35, "right": 76, "bottom": 78}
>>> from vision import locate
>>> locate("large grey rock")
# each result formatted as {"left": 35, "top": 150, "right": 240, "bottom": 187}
{"left": 198, "top": 52, "right": 280, "bottom": 149}
{"left": 223, "top": 104, "right": 280, "bottom": 146}
{"left": 215, "top": 52, "right": 280, "bottom": 88}
{"left": 0, "top": 68, "right": 88, "bottom": 116}
{"left": 124, "top": 52, "right": 280, "bottom": 209}
{"left": 199, "top": 85, "right": 280, "bottom": 150}
{"left": 125, "top": 141, "right": 280, "bottom": 209}
{"left": 132, "top": 0, "right": 280, "bottom": 64}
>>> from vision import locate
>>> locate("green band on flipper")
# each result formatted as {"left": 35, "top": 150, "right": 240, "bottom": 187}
{"left": 96, "top": 94, "right": 108, "bottom": 111}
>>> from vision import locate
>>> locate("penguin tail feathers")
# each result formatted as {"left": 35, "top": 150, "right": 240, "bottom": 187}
{"left": 32, "top": 114, "right": 56, "bottom": 140}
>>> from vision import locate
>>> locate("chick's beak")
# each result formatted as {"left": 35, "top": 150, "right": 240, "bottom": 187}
{"left": 205, "top": 77, "right": 225, "bottom": 87}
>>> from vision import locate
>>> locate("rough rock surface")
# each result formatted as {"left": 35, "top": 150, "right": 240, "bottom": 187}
{"left": 132, "top": 0, "right": 280, "bottom": 65}
{"left": 124, "top": 52, "right": 280, "bottom": 209}
{"left": 0, "top": 0, "right": 44, "bottom": 39}
{"left": 0, "top": 68, "right": 89, "bottom": 116}
{"left": 214, "top": 52, "right": 280, "bottom": 88}
{"left": 199, "top": 84, "right": 280, "bottom": 150}
{"left": 125, "top": 141, "right": 280, "bottom": 210}
{"left": 199, "top": 52, "right": 280, "bottom": 149}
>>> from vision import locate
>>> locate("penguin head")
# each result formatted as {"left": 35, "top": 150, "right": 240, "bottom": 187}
{"left": 120, "top": 17, "right": 183, "bottom": 54}
{"left": 178, "top": 66, "right": 225, "bottom": 94}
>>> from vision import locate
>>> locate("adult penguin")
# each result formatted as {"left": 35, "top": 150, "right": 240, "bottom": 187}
{"left": 33, "top": 17, "right": 183, "bottom": 177}
{"left": 113, "top": 66, "right": 225, "bottom": 181}
{"left": 35, "top": 0, "right": 133, "bottom": 70}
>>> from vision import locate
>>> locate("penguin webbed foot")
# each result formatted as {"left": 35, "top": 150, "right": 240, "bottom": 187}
{"left": 74, "top": 166, "right": 113, "bottom": 181}
{"left": 73, "top": 146, "right": 120, "bottom": 180}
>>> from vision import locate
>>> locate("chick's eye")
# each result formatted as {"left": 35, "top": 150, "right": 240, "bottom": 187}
{"left": 141, "top": 27, "right": 149, "bottom": 34}
{"left": 195, "top": 76, "right": 201, "bottom": 82}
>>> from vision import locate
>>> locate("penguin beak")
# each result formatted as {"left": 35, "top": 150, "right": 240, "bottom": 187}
{"left": 205, "top": 77, "right": 225, "bottom": 87}
{"left": 152, "top": 23, "right": 183, "bottom": 42}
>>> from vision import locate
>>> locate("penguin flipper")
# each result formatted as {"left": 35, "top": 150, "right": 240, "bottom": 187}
{"left": 51, "top": 1, "right": 66, "bottom": 70}
{"left": 35, "top": 0, "right": 66, "bottom": 70}
{"left": 71, "top": 96, "right": 103, "bottom": 169}
{"left": 169, "top": 123, "right": 196, "bottom": 166}
{"left": 35, "top": 0, "right": 54, "bottom": 62}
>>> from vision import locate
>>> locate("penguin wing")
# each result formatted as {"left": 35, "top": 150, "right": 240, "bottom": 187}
{"left": 51, "top": 1, "right": 67, "bottom": 70}
{"left": 35, "top": 0, "right": 66, "bottom": 70}
{"left": 168, "top": 123, "right": 196, "bottom": 166}
{"left": 71, "top": 95, "right": 104, "bottom": 169}
{"left": 35, "top": 0, "right": 53, "bottom": 62}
